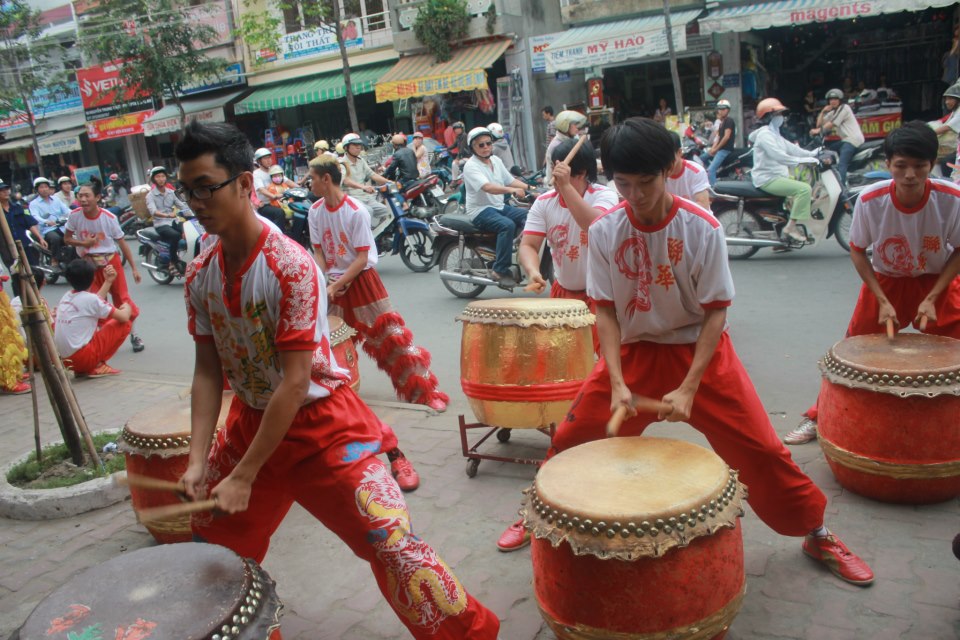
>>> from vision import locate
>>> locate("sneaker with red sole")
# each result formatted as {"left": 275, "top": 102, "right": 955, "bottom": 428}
{"left": 426, "top": 397, "right": 447, "bottom": 412}
{"left": 87, "top": 363, "right": 121, "bottom": 378}
{"left": 802, "top": 533, "right": 874, "bottom": 586}
{"left": 1, "top": 381, "right": 31, "bottom": 395}
{"left": 390, "top": 455, "right": 420, "bottom": 492}
{"left": 497, "top": 519, "right": 530, "bottom": 552}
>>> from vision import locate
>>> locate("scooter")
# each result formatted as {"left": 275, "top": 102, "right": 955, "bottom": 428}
{"left": 137, "top": 215, "right": 204, "bottom": 284}
{"left": 29, "top": 218, "right": 76, "bottom": 285}
{"left": 377, "top": 183, "right": 437, "bottom": 273}
{"left": 283, "top": 186, "right": 317, "bottom": 249}
{"left": 712, "top": 149, "right": 851, "bottom": 259}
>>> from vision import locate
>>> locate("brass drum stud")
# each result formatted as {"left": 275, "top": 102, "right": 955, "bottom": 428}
{"left": 612, "top": 521, "right": 622, "bottom": 530}
{"left": 241, "top": 616, "right": 249, "bottom": 625}
{"left": 591, "top": 527, "right": 601, "bottom": 536}
{"left": 641, "top": 521, "right": 651, "bottom": 531}
{"left": 232, "top": 626, "right": 240, "bottom": 635}
{"left": 663, "top": 525, "right": 673, "bottom": 533}
{"left": 655, "top": 519, "right": 665, "bottom": 528}
{"left": 621, "top": 529, "right": 631, "bottom": 538}
{"left": 606, "top": 528, "right": 617, "bottom": 538}
{"left": 222, "top": 625, "right": 231, "bottom": 634}
{"left": 649, "top": 527, "right": 659, "bottom": 536}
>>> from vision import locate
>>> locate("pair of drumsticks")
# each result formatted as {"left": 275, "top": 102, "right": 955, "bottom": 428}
{"left": 115, "top": 475, "right": 217, "bottom": 525}
{"left": 886, "top": 315, "right": 928, "bottom": 340}
{"left": 606, "top": 396, "right": 673, "bottom": 437}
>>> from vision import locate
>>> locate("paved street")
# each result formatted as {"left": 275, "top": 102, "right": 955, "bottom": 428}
{"left": 1, "top": 239, "right": 958, "bottom": 639}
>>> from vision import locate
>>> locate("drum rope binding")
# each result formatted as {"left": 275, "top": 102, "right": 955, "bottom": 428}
{"left": 819, "top": 437, "right": 960, "bottom": 480}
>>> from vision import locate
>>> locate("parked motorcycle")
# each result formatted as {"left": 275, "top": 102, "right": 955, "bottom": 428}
{"left": 712, "top": 149, "right": 851, "bottom": 259}
{"left": 137, "top": 215, "right": 204, "bottom": 284}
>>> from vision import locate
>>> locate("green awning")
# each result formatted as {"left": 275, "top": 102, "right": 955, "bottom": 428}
{"left": 235, "top": 63, "right": 393, "bottom": 115}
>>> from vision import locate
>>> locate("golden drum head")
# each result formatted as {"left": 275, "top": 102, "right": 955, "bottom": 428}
{"left": 524, "top": 437, "right": 746, "bottom": 559}
{"left": 328, "top": 315, "right": 356, "bottom": 347}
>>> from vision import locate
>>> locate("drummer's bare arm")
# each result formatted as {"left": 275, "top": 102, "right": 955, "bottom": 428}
{"left": 553, "top": 164, "right": 601, "bottom": 231}
{"left": 519, "top": 235, "right": 546, "bottom": 292}
{"left": 214, "top": 349, "right": 312, "bottom": 514}
{"left": 851, "top": 249, "right": 898, "bottom": 326}
{"left": 661, "top": 308, "right": 726, "bottom": 422}
{"left": 183, "top": 341, "right": 225, "bottom": 500}
{"left": 328, "top": 251, "right": 368, "bottom": 299}
{"left": 917, "top": 247, "right": 960, "bottom": 323}
{"left": 596, "top": 306, "right": 634, "bottom": 416}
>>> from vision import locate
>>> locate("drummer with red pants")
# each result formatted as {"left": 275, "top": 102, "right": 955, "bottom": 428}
{"left": 176, "top": 122, "right": 499, "bottom": 639}
{"left": 519, "top": 138, "right": 619, "bottom": 351}
{"left": 786, "top": 121, "right": 960, "bottom": 445}
{"left": 497, "top": 118, "right": 874, "bottom": 588}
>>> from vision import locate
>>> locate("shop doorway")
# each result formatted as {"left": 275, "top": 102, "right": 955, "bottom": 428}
{"left": 602, "top": 57, "right": 704, "bottom": 121}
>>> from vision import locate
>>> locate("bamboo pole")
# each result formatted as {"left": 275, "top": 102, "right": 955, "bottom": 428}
{"left": 26, "top": 328, "right": 41, "bottom": 462}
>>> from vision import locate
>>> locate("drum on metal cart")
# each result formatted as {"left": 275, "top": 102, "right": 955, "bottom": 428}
{"left": 524, "top": 437, "right": 747, "bottom": 639}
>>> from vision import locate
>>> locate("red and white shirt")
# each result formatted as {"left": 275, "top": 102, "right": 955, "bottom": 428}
{"left": 666, "top": 160, "right": 711, "bottom": 204}
{"left": 307, "top": 194, "right": 377, "bottom": 277}
{"left": 587, "top": 197, "right": 734, "bottom": 345}
{"left": 523, "top": 185, "right": 620, "bottom": 291}
{"left": 64, "top": 208, "right": 122, "bottom": 257}
{"left": 185, "top": 222, "right": 349, "bottom": 410}
{"left": 54, "top": 290, "right": 113, "bottom": 357}
{"left": 850, "top": 179, "right": 960, "bottom": 277}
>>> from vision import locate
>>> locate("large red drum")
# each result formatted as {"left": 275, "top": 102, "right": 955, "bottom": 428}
{"left": 329, "top": 315, "right": 360, "bottom": 392}
{"left": 18, "top": 542, "right": 283, "bottom": 639}
{"left": 119, "top": 393, "right": 232, "bottom": 543}
{"left": 524, "top": 437, "right": 747, "bottom": 639}
{"left": 817, "top": 333, "right": 960, "bottom": 504}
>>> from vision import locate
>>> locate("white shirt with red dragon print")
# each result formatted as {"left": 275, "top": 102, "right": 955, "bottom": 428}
{"left": 587, "top": 197, "right": 735, "bottom": 345}
{"left": 522, "top": 184, "right": 620, "bottom": 291}
{"left": 307, "top": 194, "right": 377, "bottom": 277}
{"left": 849, "top": 178, "right": 960, "bottom": 277}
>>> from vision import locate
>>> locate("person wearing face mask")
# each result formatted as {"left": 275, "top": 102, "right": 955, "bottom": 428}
{"left": 749, "top": 98, "right": 822, "bottom": 245}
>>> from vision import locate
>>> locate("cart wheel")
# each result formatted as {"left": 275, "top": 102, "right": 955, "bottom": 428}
{"left": 496, "top": 428, "right": 512, "bottom": 443}
{"left": 466, "top": 458, "right": 480, "bottom": 478}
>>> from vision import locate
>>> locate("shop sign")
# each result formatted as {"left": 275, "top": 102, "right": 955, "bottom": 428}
{"left": 722, "top": 74, "right": 740, "bottom": 88}
{"left": 530, "top": 33, "right": 560, "bottom": 74}
{"left": 859, "top": 112, "right": 901, "bottom": 139}
{"left": 32, "top": 82, "right": 84, "bottom": 118}
{"left": 182, "top": 62, "right": 245, "bottom": 96}
{"left": 143, "top": 107, "right": 225, "bottom": 137}
{"left": 376, "top": 71, "right": 488, "bottom": 102}
{"left": 77, "top": 61, "right": 157, "bottom": 121}
{"left": 74, "top": 165, "right": 103, "bottom": 186}
{"left": 545, "top": 28, "right": 687, "bottom": 72}
{"left": 0, "top": 111, "right": 30, "bottom": 131}
{"left": 255, "top": 21, "right": 363, "bottom": 65}
{"left": 789, "top": 1, "right": 874, "bottom": 24}
{"left": 85, "top": 110, "right": 155, "bottom": 141}
{"left": 189, "top": 1, "right": 232, "bottom": 48}
{"left": 39, "top": 134, "right": 82, "bottom": 155}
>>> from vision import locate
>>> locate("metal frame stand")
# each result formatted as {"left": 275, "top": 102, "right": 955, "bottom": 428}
{"left": 458, "top": 414, "right": 555, "bottom": 478}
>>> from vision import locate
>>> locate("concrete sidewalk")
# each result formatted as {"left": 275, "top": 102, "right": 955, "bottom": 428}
{"left": 1, "top": 374, "right": 958, "bottom": 639}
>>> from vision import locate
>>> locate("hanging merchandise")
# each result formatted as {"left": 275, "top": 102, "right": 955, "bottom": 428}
{"left": 475, "top": 88, "right": 496, "bottom": 114}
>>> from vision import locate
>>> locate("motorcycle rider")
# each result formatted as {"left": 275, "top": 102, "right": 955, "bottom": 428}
{"left": 487, "top": 122, "right": 517, "bottom": 173}
{"left": 750, "top": 97, "right": 822, "bottom": 245}
{"left": 314, "top": 139, "right": 337, "bottom": 159}
{"left": 339, "top": 132, "right": 393, "bottom": 231}
{"left": 145, "top": 166, "right": 191, "bottom": 276}
{"left": 28, "top": 177, "right": 71, "bottom": 267}
{"left": 929, "top": 82, "right": 960, "bottom": 177}
{"left": 810, "top": 88, "right": 865, "bottom": 185}
{"left": 462, "top": 126, "right": 535, "bottom": 286}
{"left": 700, "top": 99, "right": 736, "bottom": 185}
{"left": 104, "top": 173, "right": 130, "bottom": 214}
{"left": 54, "top": 176, "right": 75, "bottom": 209}
{"left": 252, "top": 147, "right": 289, "bottom": 228}
{"left": 383, "top": 134, "right": 418, "bottom": 188}
{"left": 1, "top": 178, "right": 47, "bottom": 298}
{"left": 545, "top": 110, "right": 587, "bottom": 185}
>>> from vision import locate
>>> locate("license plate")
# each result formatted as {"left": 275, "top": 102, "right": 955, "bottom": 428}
{"left": 430, "top": 186, "right": 444, "bottom": 197}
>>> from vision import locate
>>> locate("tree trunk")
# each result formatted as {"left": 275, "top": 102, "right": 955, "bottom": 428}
{"left": 663, "top": 0, "right": 685, "bottom": 119}
{"left": 331, "top": 0, "right": 359, "bottom": 133}
{"left": 12, "top": 64, "right": 42, "bottom": 176}
{"left": 174, "top": 93, "right": 187, "bottom": 134}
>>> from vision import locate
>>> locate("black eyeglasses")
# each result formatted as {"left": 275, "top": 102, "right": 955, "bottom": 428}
{"left": 475, "top": 141, "right": 493, "bottom": 148}
{"left": 175, "top": 173, "right": 244, "bottom": 201}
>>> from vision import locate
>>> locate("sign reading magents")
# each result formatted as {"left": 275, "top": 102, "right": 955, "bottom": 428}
{"left": 790, "top": 1, "right": 873, "bottom": 23}
{"left": 256, "top": 21, "right": 363, "bottom": 65}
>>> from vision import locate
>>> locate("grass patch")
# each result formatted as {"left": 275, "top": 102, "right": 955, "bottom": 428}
{"left": 6, "top": 432, "right": 126, "bottom": 489}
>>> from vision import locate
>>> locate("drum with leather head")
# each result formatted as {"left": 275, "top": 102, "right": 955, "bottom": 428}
{"left": 523, "top": 437, "right": 747, "bottom": 639}
{"left": 18, "top": 542, "right": 283, "bottom": 640}
{"left": 817, "top": 333, "right": 960, "bottom": 503}
{"left": 119, "top": 393, "right": 233, "bottom": 543}
{"left": 329, "top": 315, "right": 360, "bottom": 392}
{"left": 458, "top": 299, "right": 595, "bottom": 429}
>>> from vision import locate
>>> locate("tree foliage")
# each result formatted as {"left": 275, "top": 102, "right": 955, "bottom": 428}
{"left": 413, "top": 0, "right": 469, "bottom": 63}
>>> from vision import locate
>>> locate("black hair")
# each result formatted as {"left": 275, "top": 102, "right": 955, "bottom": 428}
{"left": 542, "top": 106, "right": 554, "bottom": 116}
{"left": 667, "top": 130, "right": 682, "bottom": 151}
{"left": 551, "top": 138, "right": 598, "bottom": 183}
{"left": 600, "top": 118, "right": 676, "bottom": 179}
{"left": 78, "top": 177, "right": 102, "bottom": 197}
{"left": 64, "top": 258, "right": 96, "bottom": 292}
{"left": 308, "top": 155, "right": 342, "bottom": 184}
{"left": 175, "top": 121, "right": 255, "bottom": 176}
{"left": 883, "top": 121, "right": 938, "bottom": 164}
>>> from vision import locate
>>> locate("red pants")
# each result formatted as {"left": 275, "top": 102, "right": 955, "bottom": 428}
{"left": 193, "top": 387, "right": 498, "bottom": 639}
{"left": 65, "top": 318, "right": 131, "bottom": 374}
{"left": 550, "top": 280, "right": 599, "bottom": 353}
{"left": 89, "top": 254, "right": 139, "bottom": 322}
{"left": 552, "top": 334, "right": 827, "bottom": 537}
{"left": 805, "top": 273, "right": 960, "bottom": 420}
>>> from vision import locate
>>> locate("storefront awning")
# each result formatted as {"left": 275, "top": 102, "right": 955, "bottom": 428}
{"left": 142, "top": 91, "right": 246, "bottom": 137}
{"left": 544, "top": 10, "right": 702, "bottom": 73}
{"left": 700, "top": 0, "right": 957, "bottom": 34}
{"left": 375, "top": 39, "right": 512, "bottom": 103}
{"left": 0, "top": 136, "right": 36, "bottom": 152}
{"left": 235, "top": 63, "right": 393, "bottom": 115}
{"left": 39, "top": 127, "right": 85, "bottom": 156}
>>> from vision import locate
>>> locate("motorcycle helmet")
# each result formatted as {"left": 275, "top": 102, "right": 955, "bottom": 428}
{"left": 944, "top": 83, "right": 960, "bottom": 100}
{"left": 57, "top": 176, "right": 73, "bottom": 185}
{"left": 825, "top": 88, "right": 845, "bottom": 101}
{"left": 341, "top": 132, "right": 364, "bottom": 147}
{"left": 390, "top": 134, "right": 407, "bottom": 146}
{"left": 314, "top": 140, "right": 330, "bottom": 151}
{"left": 412, "top": 131, "right": 424, "bottom": 139}
{"left": 488, "top": 122, "right": 504, "bottom": 139}
{"left": 452, "top": 121, "right": 465, "bottom": 130}
{"left": 716, "top": 99, "right": 732, "bottom": 110}
{"left": 33, "top": 177, "right": 53, "bottom": 189}
{"left": 268, "top": 165, "right": 284, "bottom": 176}
{"left": 109, "top": 173, "right": 120, "bottom": 182}
{"left": 467, "top": 126, "right": 493, "bottom": 148}
{"left": 335, "top": 142, "right": 345, "bottom": 155}
{"left": 756, "top": 97, "right": 789, "bottom": 120}
{"left": 149, "top": 166, "right": 168, "bottom": 180}
{"left": 253, "top": 147, "right": 272, "bottom": 162}
{"left": 554, "top": 110, "right": 587, "bottom": 136}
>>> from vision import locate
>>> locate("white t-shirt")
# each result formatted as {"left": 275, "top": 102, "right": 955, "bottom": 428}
{"left": 850, "top": 178, "right": 960, "bottom": 277}
{"left": 522, "top": 184, "right": 620, "bottom": 291}
{"left": 463, "top": 154, "right": 515, "bottom": 219}
{"left": 307, "top": 194, "right": 377, "bottom": 277}
{"left": 64, "top": 208, "right": 123, "bottom": 257}
{"left": 253, "top": 168, "right": 271, "bottom": 193}
{"left": 54, "top": 290, "right": 113, "bottom": 357}
{"left": 587, "top": 197, "right": 735, "bottom": 345}
{"left": 666, "top": 160, "right": 711, "bottom": 204}
{"left": 185, "top": 223, "right": 349, "bottom": 410}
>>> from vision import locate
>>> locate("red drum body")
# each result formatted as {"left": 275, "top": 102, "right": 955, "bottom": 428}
{"left": 329, "top": 315, "right": 360, "bottom": 392}
{"left": 18, "top": 542, "right": 283, "bottom": 639}
{"left": 119, "top": 393, "right": 232, "bottom": 543}
{"left": 524, "top": 437, "right": 746, "bottom": 639}
{"left": 818, "top": 334, "right": 960, "bottom": 504}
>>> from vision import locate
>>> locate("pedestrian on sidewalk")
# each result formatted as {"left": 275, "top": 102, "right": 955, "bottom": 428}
{"left": 175, "top": 121, "right": 498, "bottom": 639}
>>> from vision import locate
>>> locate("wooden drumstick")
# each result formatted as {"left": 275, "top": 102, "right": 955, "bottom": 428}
{"left": 115, "top": 474, "right": 184, "bottom": 493}
{"left": 886, "top": 317, "right": 895, "bottom": 340}
{"left": 136, "top": 499, "right": 217, "bottom": 525}
{"left": 606, "top": 396, "right": 675, "bottom": 436}
{"left": 562, "top": 134, "right": 588, "bottom": 165}
{"left": 919, "top": 314, "right": 929, "bottom": 332}
{"left": 606, "top": 405, "right": 629, "bottom": 437}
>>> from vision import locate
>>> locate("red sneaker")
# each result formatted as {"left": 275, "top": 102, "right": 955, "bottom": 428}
{"left": 803, "top": 533, "right": 874, "bottom": 586}
{"left": 497, "top": 519, "right": 530, "bottom": 552}
{"left": 2, "top": 381, "right": 31, "bottom": 395}
{"left": 88, "top": 363, "right": 121, "bottom": 378}
{"left": 391, "top": 455, "right": 420, "bottom": 492}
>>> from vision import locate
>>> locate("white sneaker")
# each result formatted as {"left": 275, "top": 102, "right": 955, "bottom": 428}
{"left": 784, "top": 418, "right": 817, "bottom": 444}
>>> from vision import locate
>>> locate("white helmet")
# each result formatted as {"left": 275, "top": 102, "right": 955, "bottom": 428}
{"left": 33, "top": 177, "right": 53, "bottom": 189}
{"left": 467, "top": 126, "right": 493, "bottom": 148}
{"left": 716, "top": 99, "right": 732, "bottom": 110}
{"left": 341, "top": 132, "right": 364, "bottom": 147}
{"left": 554, "top": 110, "right": 587, "bottom": 135}
{"left": 253, "top": 147, "right": 272, "bottom": 162}
{"left": 268, "top": 164, "right": 284, "bottom": 176}
{"left": 314, "top": 139, "right": 330, "bottom": 151}
{"left": 487, "top": 122, "right": 504, "bottom": 139}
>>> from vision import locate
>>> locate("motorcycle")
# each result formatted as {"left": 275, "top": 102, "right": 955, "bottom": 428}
{"left": 376, "top": 183, "right": 437, "bottom": 273}
{"left": 29, "top": 218, "right": 76, "bottom": 285}
{"left": 712, "top": 149, "right": 851, "bottom": 259}
{"left": 400, "top": 173, "right": 448, "bottom": 221}
{"left": 845, "top": 140, "right": 887, "bottom": 186}
{"left": 137, "top": 215, "right": 204, "bottom": 285}
{"left": 283, "top": 186, "right": 317, "bottom": 249}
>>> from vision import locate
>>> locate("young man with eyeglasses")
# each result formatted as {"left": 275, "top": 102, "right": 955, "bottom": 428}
{"left": 462, "top": 126, "right": 535, "bottom": 286}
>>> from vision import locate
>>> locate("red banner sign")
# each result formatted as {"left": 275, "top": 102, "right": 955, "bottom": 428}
{"left": 76, "top": 60, "right": 156, "bottom": 121}
{"left": 85, "top": 110, "right": 154, "bottom": 141}
{"left": 858, "top": 112, "right": 902, "bottom": 140}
